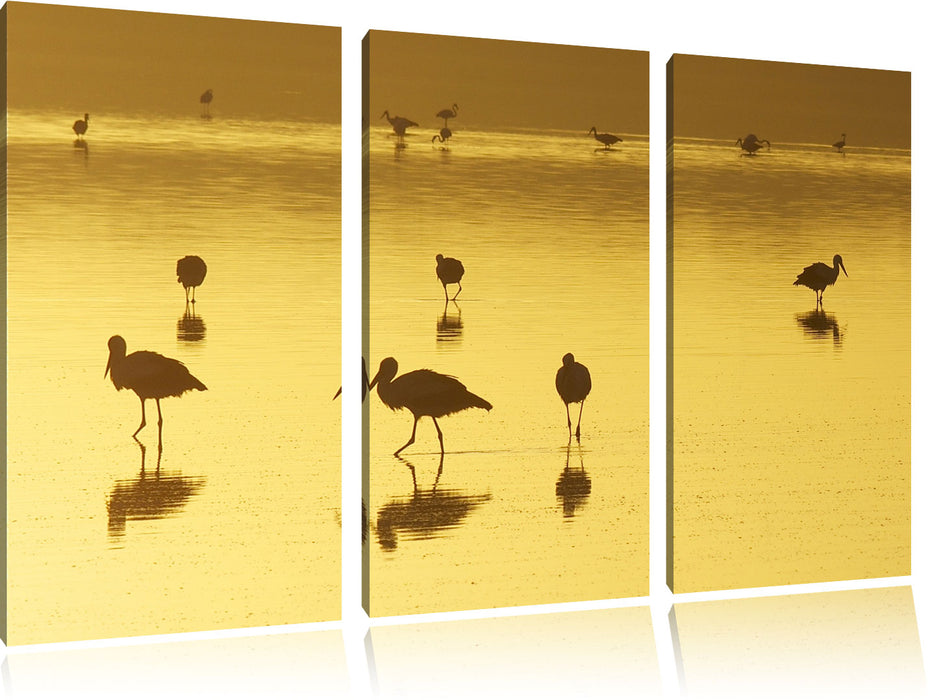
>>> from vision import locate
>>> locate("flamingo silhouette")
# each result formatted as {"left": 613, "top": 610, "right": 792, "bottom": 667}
{"left": 794, "top": 254, "right": 848, "bottom": 305}
{"left": 368, "top": 357, "right": 492, "bottom": 456}
{"left": 433, "top": 127, "right": 453, "bottom": 144}
{"left": 555, "top": 353, "right": 592, "bottom": 440}
{"left": 588, "top": 126, "right": 622, "bottom": 150}
{"left": 105, "top": 335, "right": 207, "bottom": 446}
{"left": 435, "top": 254, "right": 464, "bottom": 302}
{"left": 73, "top": 113, "right": 89, "bottom": 139}
{"left": 176, "top": 255, "right": 207, "bottom": 303}
{"left": 200, "top": 89, "right": 213, "bottom": 117}
{"left": 832, "top": 133, "right": 847, "bottom": 153}
{"left": 380, "top": 110, "right": 418, "bottom": 140}
{"left": 736, "top": 134, "right": 770, "bottom": 155}
{"left": 436, "top": 103, "right": 458, "bottom": 126}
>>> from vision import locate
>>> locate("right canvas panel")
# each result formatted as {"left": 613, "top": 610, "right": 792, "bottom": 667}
{"left": 667, "top": 54, "right": 910, "bottom": 593}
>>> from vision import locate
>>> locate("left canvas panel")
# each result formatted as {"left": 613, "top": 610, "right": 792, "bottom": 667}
{"left": 2, "top": 2, "right": 341, "bottom": 645}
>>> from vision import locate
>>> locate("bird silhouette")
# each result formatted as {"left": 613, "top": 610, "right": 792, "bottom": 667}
{"left": 588, "top": 126, "right": 622, "bottom": 150}
{"left": 432, "top": 127, "right": 453, "bottom": 144}
{"left": 832, "top": 133, "right": 847, "bottom": 153}
{"left": 73, "top": 113, "right": 89, "bottom": 139}
{"left": 105, "top": 335, "right": 207, "bottom": 445}
{"left": 200, "top": 89, "right": 213, "bottom": 117}
{"left": 436, "top": 103, "right": 458, "bottom": 126}
{"left": 176, "top": 255, "right": 207, "bottom": 303}
{"left": 380, "top": 110, "right": 418, "bottom": 140}
{"left": 794, "top": 254, "right": 848, "bottom": 305}
{"left": 368, "top": 357, "right": 492, "bottom": 456}
{"left": 736, "top": 134, "right": 770, "bottom": 155}
{"left": 435, "top": 254, "right": 465, "bottom": 302}
{"left": 555, "top": 353, "right": 592, "bottom": 440}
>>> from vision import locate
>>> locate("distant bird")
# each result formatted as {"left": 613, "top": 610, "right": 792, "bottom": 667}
{"left": 368, "top": 357, "right": 492, "bottom": 456}
{"left": 588, "top": 126, "right": 622, "bottom": 150}
{"left": 380, "top": 110, "right": 418, "bottom": 139}
{"left": 105, "top": 335, "right": 207, "bottom": 443}
{"left": 832, "top": 133, "right": 847, "bottom": 153}
{"left": 433, "top": 127, "right": 453, "bottom": 144}
{"left": 736, "top": 134, "right": 770, "bottom": 155}
{"left": 200, "top": 89, "right": 213, "bottom": 117}
{"left": 435, "top": 254, "right": 465, "bottom": 302}
{"left": 555, "top": 353, "right": 592, "bottom": 440}
{"left": 436, "top": 103, "right": 458, "bottom": 126}
{"left": 794, "top": 254, "right": 848, "bottom": 305}
{"left": 176, "top": 255, "right": 207, "bottom": 303}
{"left": 73, "top": 113, "right": 89, "bottom": 139}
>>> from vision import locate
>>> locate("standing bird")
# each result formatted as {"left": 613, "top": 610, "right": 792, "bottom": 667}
{"left": 380, "top": 110, "right": 418, "bottom": 140}
{"left": 73, "top": 113, "right": 90, "bottom": 139}
{"left": 588, "top": 126, "right": 622, "bottom": 150}
{"left": 794, "top": 254, "right": 848, "bottom": 305}
{"left": 736, "top": 134, "right": 770, "bottom": 155}
{"left": 435, "top": 254, "right": 465, "bottom": 302}
{"left": 200, "top": 89, "right": 213, "bottom": 117}
{"left": 177, "top": 255, "right": 207, "bottom": 304}
{"left": 832, "top": 133, "right": 847, "bottom": 153}
{"left": 555, "top": 353, "right": 592, "bottom": 440}
{"left": 436, "top": 103, "right": 458, "bottom": 126}
{"left": 368, "top": 357, "right": 492, "bottom": 456}
{"left": 432, "top": 127, "right": 453, "bottom": 144}
{"left": 105, "top": 335, "right": 207, "bottom": 445}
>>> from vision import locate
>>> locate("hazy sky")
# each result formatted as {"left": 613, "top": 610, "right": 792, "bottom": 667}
{"left": 6, "top": 1, "right": 340, "bottom": 121}
{"left": 366, "top": 30, "right": 648, "bottom": 134}
{"left": 670, "top": 54, "right": 910, "bottom": 148}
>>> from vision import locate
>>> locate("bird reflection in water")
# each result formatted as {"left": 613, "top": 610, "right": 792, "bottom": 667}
{"left": 436, "top": 300, "right": 463, "bottom": 346}
{"left": 796, "top": 308, "right": 844, "bottom": 346}
{"left": 374, "top": 454, "right": 492, "bottom": 551}
{"left": 107, "top": 439, "right": 206, "bottom": 543}
{"left": 177, "top": 302, "right": 206, "bottom": 343}
{"left": 556, "top": 443, "right": 591, "bottom": 518}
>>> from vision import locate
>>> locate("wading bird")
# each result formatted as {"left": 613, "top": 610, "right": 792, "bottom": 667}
{"left": 380, "top": 110, "right": 418, "bottom": 140}
{"left": 588, "top": 126, "right": 622, "bottom": 150}
{"left": 200, "top": 89, "right": 213, "bottom": 117}
{"left": 794, "top": 254, "right": 848, "bottom": 305}
{"left": 436, "top": 103, "right": 458, "bottom": 126}
{"left": 435, "top": 254, "right": 465, "bottom": 302}
{"left": 73, "top": 113, "right": 89, "bottom": 139}
{"left": 736, "top": 134, "right": 770, "bottom": 155}
{"left": 555, "top": 353, "right": 592, "bottom": 440}
{"left": 368, "top": 357, "right": 492, "bottom": 456}
{"left": 177, "top": 255, "right": 207, "bottom": 303}
{"left": 432, "top": 127, "right": 453, "bottom": 144}
{"left": 832, "top": 133, "right": 847, "bottom": 153}
{"left": 105, "top": 335, "right": 207, "bottom": 445}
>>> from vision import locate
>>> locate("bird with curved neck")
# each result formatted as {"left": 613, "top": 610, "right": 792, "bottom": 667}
{"left": 588, "top": 126, "right": 622, "bottom": 150}
{"left": 368, "top": 357, "right": 492, "bottom": 456}
{"left": 736, "top": 133, "right": 770, "bottom": 155}
{"left": 436, "top": 103, "right": 458, "bottom": 126}
{"left": 833, "top": 133, "right": 847, "bottom": 153}
{"left": 794, "top": 254, "right": 848, "bottom": 305}
{"left": 73, "top": 113, "right": 89, "bottom": 139}
{"left": 380, "top": 110, "right": 418, "bottom": 139}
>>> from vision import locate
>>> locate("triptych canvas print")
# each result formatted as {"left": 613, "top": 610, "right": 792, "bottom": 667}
{"left": 0, "top": 1, "right": 910, "bottom": 645}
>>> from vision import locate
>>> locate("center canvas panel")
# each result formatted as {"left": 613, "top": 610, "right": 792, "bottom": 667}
{"left": 363, "top": 30, "right": 649, "bottom": 615}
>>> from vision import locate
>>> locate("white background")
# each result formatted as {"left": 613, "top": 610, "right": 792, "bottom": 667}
{"left": 3, "top": 1, "right": 932, "bottom": 698}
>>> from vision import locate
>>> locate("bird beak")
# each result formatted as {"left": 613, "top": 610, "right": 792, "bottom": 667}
{"left": 104, "top": 356, "right": 111, "bottom": 378}
{"left": 332, "top": 386, "right": 342, "bottom": 400}
{"left": 368, "top": 375, "right": 379, "bottom": 391}
{"left": 841, "top": 262, "right": 848, "bottom": 277}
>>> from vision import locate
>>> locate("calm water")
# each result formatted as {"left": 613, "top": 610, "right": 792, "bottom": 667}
{"left": 6, "top": 110, "right": 341, "bottom": 644}
{"left": 670, "top": 138, "right": 911, "bottom": 592}
{"left": 365, "top": 128, "right": 649, "bottom": 615}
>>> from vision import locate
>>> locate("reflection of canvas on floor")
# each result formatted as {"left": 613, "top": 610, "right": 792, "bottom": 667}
{"left": 667, "top": 53, "right": 911, "bottom": 593}
{"left": 364, "top": 29, "right": 650, "bottom": 616}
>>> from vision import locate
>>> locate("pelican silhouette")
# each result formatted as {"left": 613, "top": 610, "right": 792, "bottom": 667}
{"left": 73, "top": 113, "right": 89, "bottom": 139}
{"left": 736, "top": 134, "right": 770, "bottom": 155}
{"left": 200, "top": 89, "right": 213, "bottom": 117}
{"left": 794, "top": 254, "right": 848, "bottom": 305}
{"left": 832, "top": 133, "right": 847, "bottom": 153}
{"left": 435, "top": 254, "right": 464, "bottom": 302}
{"left": 555, "top": 353, "right": 592, "bottom": 440}
{"left": 436, "top": 103, "right": 458, "bottom": 126}
{"left": 588, "top": 126, "right": 622, "bottom": 150}
{"left": 105, "top": 335, "right": 207, "bottom": 444}
{"left": 368, "top": 357, "right": 492, "bottom": 456}
{"left": 432, "top": 127, "right": 453, "bottom": 144}
{"left": 380, "top": 110, "right": 418, "bottom": 139}
{"left": 176, "top": 255, "right": 207, "bottom": 303}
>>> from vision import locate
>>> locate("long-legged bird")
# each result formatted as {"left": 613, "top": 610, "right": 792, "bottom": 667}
{"left": 794, "top": 254, "right": 848, "bottom": 305}
{"left": 555, "top": 353, "right": 592, "bottom": 440}
{"left": 736, "top": 134, "right": 770, "bottom": 155}
{"left": 177, "top": 255, "right": 207, "bottom": 303}
{"left": 105, "top": 335, "right": 207, "bottom": 445}
{"left": 200, "top": 89, "right": 213, "bottom": 117}
{"left": 380, "top": 110, "right": 418, "bottom": 140}
{"left": 73, "top": 113, "right": 89, "bottom": 139}
{"left": 588, "top": 126, "right": 622, "bottom": 150}
{"left": 433, "top": 127, "right": 453, "bottom": 144}
{"left": 368, "top": 357, "right": 492, "bottom": 456}
{"left": 833, "top": 133, "right": 847, "bottom": 153}
{"left": 436, "top": 103, "right": 458, "bottom": 126}
{"left": 435, "top": 254, "right": 465, "bottom": 302}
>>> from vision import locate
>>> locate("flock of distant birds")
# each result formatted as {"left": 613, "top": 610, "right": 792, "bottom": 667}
{"left": 735, "top": 131, "right": 848, "bottom": 155}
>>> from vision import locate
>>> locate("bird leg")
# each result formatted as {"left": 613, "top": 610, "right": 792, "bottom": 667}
{"left": 442, "top": 281, "right": 450, "bottom": 303}
{"left": 565, "top": 403, "right": 572, "bottom": 437}
{"left": 156, "top": 399, "right": 164, "bottom": 449}
{"left": 133, "top": 397, "right": 147, "bottom": 437}
{"left": 432, "top": 417, "right": 445, "bottom": 455}
{"left": 452, "top": 282, "right": 462, "bottom": 301}
{"left": 575, "top": 401, "right": 585, "bottom": 441}
{"left": 395, "top": 417, "right": 419, "bottom": 456}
